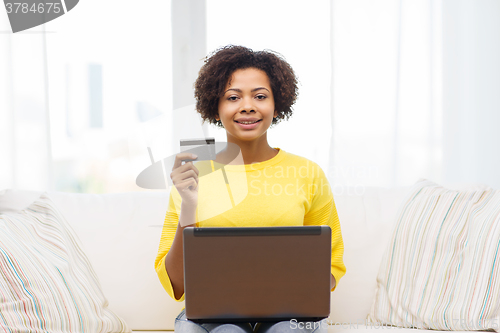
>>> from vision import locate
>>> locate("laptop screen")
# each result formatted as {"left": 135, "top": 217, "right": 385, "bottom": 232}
{"left": 183, "top": 226, "right": 331, "bottom": 323}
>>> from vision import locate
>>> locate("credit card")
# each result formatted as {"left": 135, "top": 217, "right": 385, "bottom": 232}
{"left": 180, "top": 137, "right": 216, "bottom": 162}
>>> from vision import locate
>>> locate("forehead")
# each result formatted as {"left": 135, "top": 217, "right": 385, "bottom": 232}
{"left": 225, "top": 68, "right": 271, "bottom": 88}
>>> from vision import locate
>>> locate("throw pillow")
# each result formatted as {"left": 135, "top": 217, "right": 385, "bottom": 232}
{"left": 0, "top": 194, "right": 130, "bottom": 332}
{"left": 367, "top": 179, "right": 500, "bottom": 331}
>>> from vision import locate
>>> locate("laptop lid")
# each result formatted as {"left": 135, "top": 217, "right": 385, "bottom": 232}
{"left": 183, "top": 226, "right": 331, "bottom": 323}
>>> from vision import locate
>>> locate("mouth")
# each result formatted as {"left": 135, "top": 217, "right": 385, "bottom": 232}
{"left": 234, "top": 119, "right": 262, "bottom": 124}
{"left": 234, "top": 119, "right": 262, "bottom": 129}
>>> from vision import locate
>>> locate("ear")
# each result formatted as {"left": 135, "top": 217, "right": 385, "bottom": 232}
{"left": 273, "top": 110, "right": 278, "bottom": 119}
{"left": 215, "top": 114, "right": 220, "bottom": 121}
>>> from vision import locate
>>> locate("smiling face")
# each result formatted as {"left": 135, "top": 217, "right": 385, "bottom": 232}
{"left": 216, "top": 68, "right": 278, "bottom": 146}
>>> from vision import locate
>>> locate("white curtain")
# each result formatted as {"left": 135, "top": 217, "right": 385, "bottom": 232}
{"left": 1, "top": 0, "right": 499, "bottom": 192}
{"left": 0, "top": 21, "right": 52, "bottom": 191}
{"left": 329, "top": 0, "right": 443, "bottom": 188}
{"left": 1, "top": 1, "right": 172, "bottom": 193}
{"left": 440, "top": 0, "right": 500, "bottom": 190}
{"left": 329, "top": 0, "right": 500, "bottom": 189}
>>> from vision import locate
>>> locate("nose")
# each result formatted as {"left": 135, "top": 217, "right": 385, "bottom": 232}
{"left": 239, "top": 96, "right": 256, "bottom": 113}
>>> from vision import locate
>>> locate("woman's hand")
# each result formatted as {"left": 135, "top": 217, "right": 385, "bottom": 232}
{"left": 170, "top": 153, "right": 199, "bottom": 208}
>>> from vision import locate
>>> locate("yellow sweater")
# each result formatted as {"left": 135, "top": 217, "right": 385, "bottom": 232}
{"left": 155, "top": 148, "right": 346, "bottom": 302}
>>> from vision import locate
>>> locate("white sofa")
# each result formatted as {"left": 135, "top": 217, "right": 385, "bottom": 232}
{"left": 0, "top": 186, "right": 476, "bottom": 333}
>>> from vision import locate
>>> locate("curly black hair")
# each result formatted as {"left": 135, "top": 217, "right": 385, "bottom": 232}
{"left": 194, "top": 45, "right": 299, "bottom": 129}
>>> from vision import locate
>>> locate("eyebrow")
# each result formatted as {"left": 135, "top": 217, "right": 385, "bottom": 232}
{"left": 223, "top": 87, "right": 270, "bottom": 94}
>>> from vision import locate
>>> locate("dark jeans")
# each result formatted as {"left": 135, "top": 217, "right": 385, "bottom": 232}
{"left": 174, "top": 308, "right": 328, "bottom": 332}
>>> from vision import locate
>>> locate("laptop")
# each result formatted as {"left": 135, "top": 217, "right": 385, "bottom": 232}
{"left": 183, "top": 226, "right": 332, "bottom": 323}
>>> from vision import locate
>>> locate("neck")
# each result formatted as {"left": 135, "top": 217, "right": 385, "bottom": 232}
{"left": 238, "top": 145, "right": 277, "bottom": 165}
{"left": 216, "top": 135, "right": 278, "bottom": 165}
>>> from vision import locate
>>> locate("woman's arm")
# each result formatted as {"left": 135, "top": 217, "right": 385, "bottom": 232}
{"left": 164, "top": 153, "right": 199, "bottom": 300}
{"left": 303, "top": 162, "right": 346, "bottom": 291}
{"left": 164, "top": 202, "right": 197, "bottom": 300}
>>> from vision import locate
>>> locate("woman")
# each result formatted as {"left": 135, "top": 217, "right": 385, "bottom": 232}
{"left": 155, "top": 45, "right": 346, "bottom": 333}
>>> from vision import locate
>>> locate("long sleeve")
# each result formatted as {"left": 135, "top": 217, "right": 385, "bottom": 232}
{"left": 303, "top": 165, "right": 346, "bottom": 291}
{"left": 304, "top": 198, "right": 345, "bottom": 291}
{"left": 154, "top": 190, "right": 185, "bottom": 302}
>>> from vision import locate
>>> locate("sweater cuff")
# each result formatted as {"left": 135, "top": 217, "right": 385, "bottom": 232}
{"left": 331, "top": 266, "right": 345, "bottom": 292}
{"left": 156, "top": 255, "right": 185, "bottom": 302}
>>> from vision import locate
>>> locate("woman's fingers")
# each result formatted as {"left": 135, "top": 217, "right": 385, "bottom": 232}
{"left": 173, "top": 153, "right": 198, "bottom": 170}
{"left": 171, "top": 169, "right": 199, "bottom": 186}
{"left": 172, "top": 162, "right": 199, "bottom": 177}
{"left": 176, "top": 178, "right": 198, "bottom": 191}
{"left": 171, "top": 153, "right": 200, "bottom": 194}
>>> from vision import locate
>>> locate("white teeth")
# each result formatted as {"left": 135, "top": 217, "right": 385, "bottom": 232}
{"left": 237, "top": 120, "right": 259, "bottom": 124}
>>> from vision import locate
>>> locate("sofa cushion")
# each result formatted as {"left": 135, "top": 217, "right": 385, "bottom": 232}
{"left": 0, "top": 189, "right": 43, "bottom": 212}
{"left": 0, "top": 194, "right": 130, "bottom": 332}
{"left": 0, "top": 189, "right": 193, "bottom": 330}
{"left": 329, "top": 186, "right": 411, "bottom": 324}
{"left": 367, "top": 179, "right": 500, "bottom": 331}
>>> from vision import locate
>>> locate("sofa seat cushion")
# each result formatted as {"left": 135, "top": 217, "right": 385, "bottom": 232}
{"left": 368, "top": 179, "right": 500, "bottom": 331}
{"left": 0, "top": 194, "right": 130, "bottom": 332}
